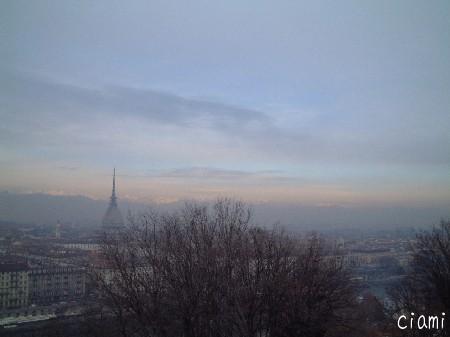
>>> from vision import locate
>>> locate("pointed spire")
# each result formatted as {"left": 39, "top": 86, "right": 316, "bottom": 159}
{"left": 112, "top": 168, "right": 116, "bottom": 198}
{"left": 103, "top": 168, "right": 124, "bottom": 229}
{"left": 110, "top": 168, "right": 117, "bottom": 205}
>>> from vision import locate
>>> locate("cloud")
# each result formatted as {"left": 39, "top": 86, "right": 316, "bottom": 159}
{"left": 151, "top": 167, "right": 281, "bottom": 180}
{"left": 1, "top": 70, "right": 449, "bottom": 209}
{"left": 0, "top": 70, "right": 271, "bottom": 129}
{"left": 2, "top": 70, "right": 449, "bottom": 170}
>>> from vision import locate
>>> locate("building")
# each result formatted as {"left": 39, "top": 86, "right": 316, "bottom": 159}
{"left": 101, "top": 168, "right": 124, "bottom": 231}
{"left": 0, "top": 262, "right": 29, "bottom": 310}
{"left": 28, "top": 266, "right": 86, "bottom": 305}
{"left": 57, "top": 242, "right": 100, "bottom": 251}
{"left": 55, "top": 220, "right": 61, "bottom": 239}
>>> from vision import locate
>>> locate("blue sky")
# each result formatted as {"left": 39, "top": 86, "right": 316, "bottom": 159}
{"left": 1, "top": 1, "right": 449, "bottom": 218}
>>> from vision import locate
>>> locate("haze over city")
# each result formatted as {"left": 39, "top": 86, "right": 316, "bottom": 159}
{"left": 1, "top": 2, "right": 450, "bottom": 336}
{"left": 1, "top": 0, "right": 449, "bottom": 227}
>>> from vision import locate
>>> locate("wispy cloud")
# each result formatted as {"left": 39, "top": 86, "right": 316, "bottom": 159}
{"left": 1, "top": 70, "right": 271, "bottom": 130}
{"left": 151, "top": 167, "right": 281, "bottom": 180}
{"left": 2, "top": 70, "right": 449, "bottom": 169}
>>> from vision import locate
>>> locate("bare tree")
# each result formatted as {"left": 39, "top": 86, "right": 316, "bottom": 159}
{"left": 92, "top": 199, "right": 356, "bottom": 337}
{"left": 390, "top": 220, "right": 450, "bottom": 337}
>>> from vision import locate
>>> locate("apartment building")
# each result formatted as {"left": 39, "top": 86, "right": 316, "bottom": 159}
{"left": 0, "top": 263, "right": 29, "bottom": 310}
{"left": 29, "top": 266, "right": 85, "bottom": 305}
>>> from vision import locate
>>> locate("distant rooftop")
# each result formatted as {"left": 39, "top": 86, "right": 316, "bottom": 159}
{"left": 0, "top": 262, "right": 28, "bottom": 272}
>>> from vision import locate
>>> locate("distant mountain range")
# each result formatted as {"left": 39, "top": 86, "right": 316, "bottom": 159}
{"left": 0, "top": 191, "right": 447, "bottom": 230}
{"left": 0, "top": 191, "right": 149, "bottom": 227}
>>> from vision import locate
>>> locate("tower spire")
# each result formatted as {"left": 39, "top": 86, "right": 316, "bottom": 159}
{"left": 112, "top": 168, "right": 116, "bottom": 198}
{"left": 102, "top": 168, "right": 124, "bottom": 229}
{"left": 110, "top": 168, "right": 117, "bottom": 205}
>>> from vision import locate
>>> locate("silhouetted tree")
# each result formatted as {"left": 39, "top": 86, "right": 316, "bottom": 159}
{"left": 390, "top": 220, "right": 450, "bottom": 337}
{"left": 93, "top": 199, "right": 356, "bottom": 337}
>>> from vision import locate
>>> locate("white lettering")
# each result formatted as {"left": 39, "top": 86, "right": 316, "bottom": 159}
{"left": 428, "top": 316, "right": 438, "bottom": 329}
{"left": 398, "top": 315, "right": 407, "bottom": 330}
{"left": 396, "top": 312, "right": 446, "bottom": 330}
{"left": 418, "top": 315, "right": 427, "bottom": 329}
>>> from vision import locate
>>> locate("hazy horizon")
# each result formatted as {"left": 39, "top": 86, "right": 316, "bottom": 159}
{"left": 0, "top": 190, "right": 447, "bottom": 230}
{"left": 1, "top": 1, "right": 449, "bottom": 227}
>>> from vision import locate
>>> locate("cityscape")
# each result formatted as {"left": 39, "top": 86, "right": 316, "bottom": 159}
{"left": 0, "top": 170, "right": 430, "bottom": 336}
{"left": 1, "top": 1, "right": 449, "bottom": 337}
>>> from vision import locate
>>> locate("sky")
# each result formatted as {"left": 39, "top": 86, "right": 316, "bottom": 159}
{"left": 0, "top": 1, "right": 449, "bottom": 225}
